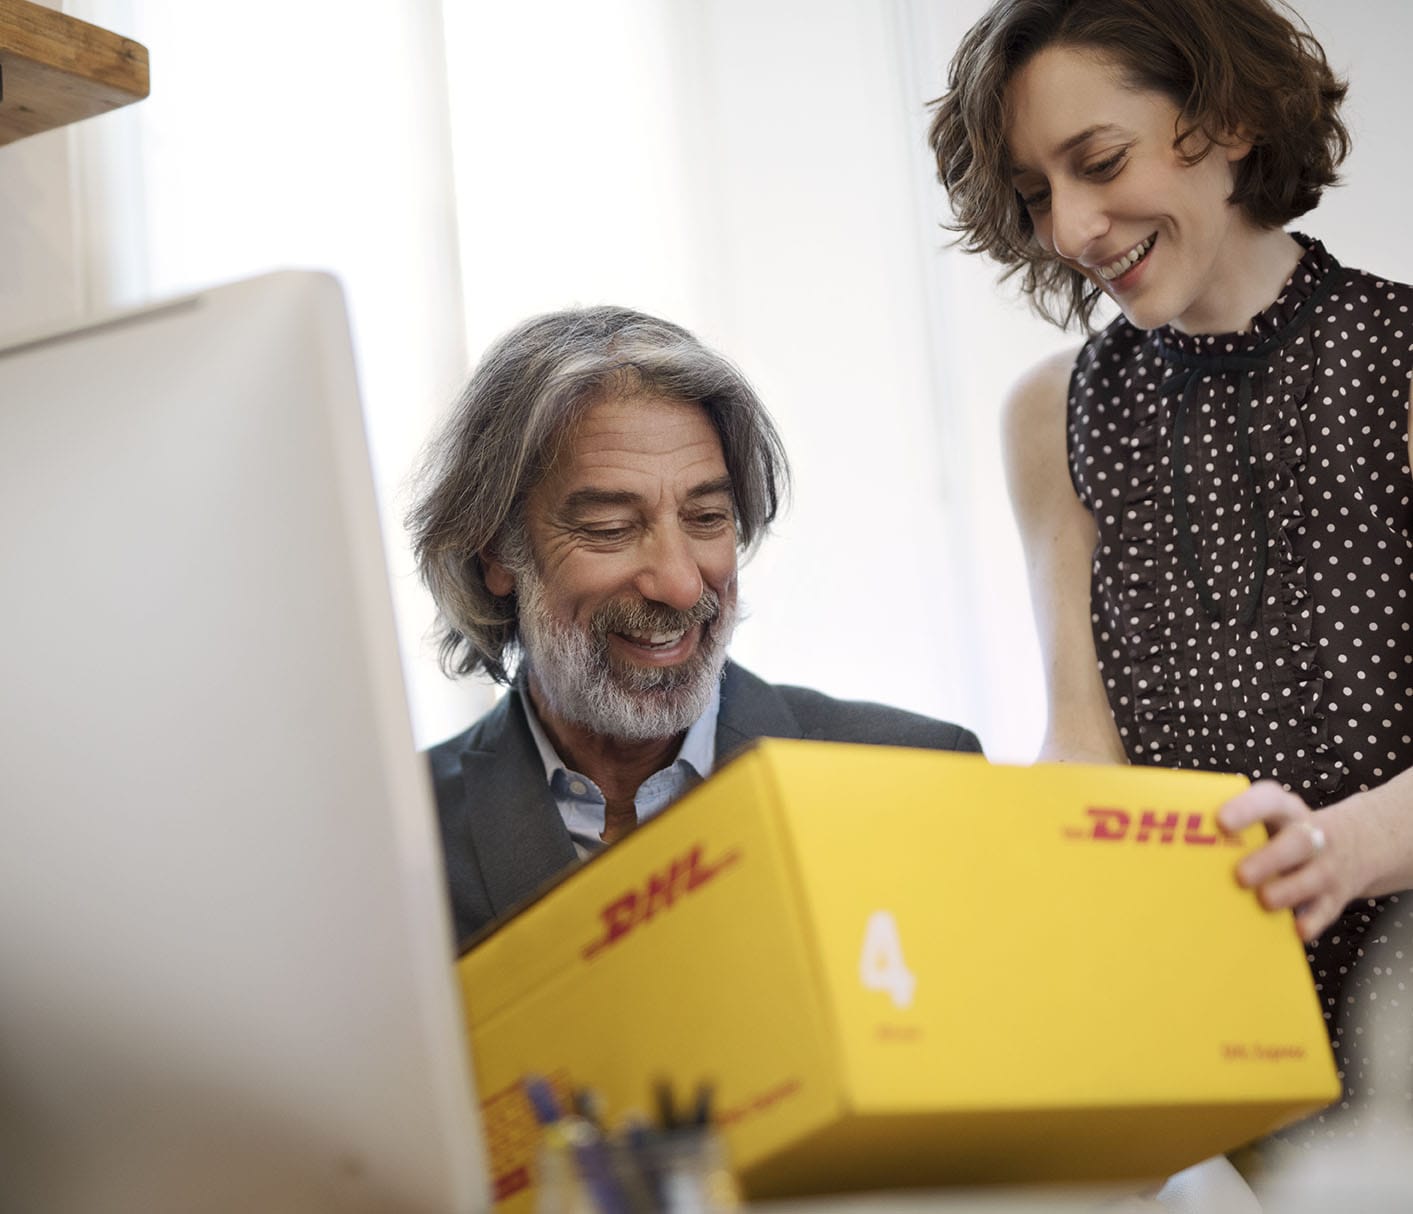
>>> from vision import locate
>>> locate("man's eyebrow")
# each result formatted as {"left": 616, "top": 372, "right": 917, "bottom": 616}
{"left": 1009, "top": 124, "right": 1124, "bottom": 177}
{"left": 559, "top": 476, "right": 735, "bottom": 517}
{"left": 684, "top": 475, "right": 734, "bottom": 502}
{"left": 559, "top": 488, "right": 642, "bottom": 516}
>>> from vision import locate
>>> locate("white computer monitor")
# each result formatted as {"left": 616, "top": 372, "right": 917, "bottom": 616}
{"left": 0, "top": 272, "right": 488, "bottom": 1213}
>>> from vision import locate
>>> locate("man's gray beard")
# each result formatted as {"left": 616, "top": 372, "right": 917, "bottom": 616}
{"left": 514, "top": 569, "right": 735, "bottom": 743}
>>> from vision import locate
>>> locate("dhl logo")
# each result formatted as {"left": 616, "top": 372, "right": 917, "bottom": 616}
{"left": 1062, "top": 806, "right": 1243, "bottom": 846}
{"left": 582, "top": 842, "right": 742, "bottom": 960}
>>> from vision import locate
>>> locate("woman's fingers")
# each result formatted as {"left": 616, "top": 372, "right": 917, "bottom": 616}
{"left": 1236, "top": 818, "right": 1325, "bottom": 889}
{"left": 1218, "top": 779, "right": 1306, "bottom": 837}
{"left": 1219, "top": 782, "right": 1351, "bottom": 941}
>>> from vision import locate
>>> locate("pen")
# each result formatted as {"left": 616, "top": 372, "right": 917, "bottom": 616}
{"left": 526, "top": 1076, "right": 629, "bottom": 1214}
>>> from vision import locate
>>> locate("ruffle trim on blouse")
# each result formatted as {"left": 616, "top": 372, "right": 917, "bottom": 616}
{"left": 1121, "top": 234, "right": 1349, "bottom": 796}
{"left": 1262, "top": 350, "right": 1348, "bottom": 799}
{"left": 1116, "top": 371, "right": 1173, "bottom": 755}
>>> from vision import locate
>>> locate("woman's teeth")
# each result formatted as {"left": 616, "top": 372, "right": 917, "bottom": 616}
{"left": 1099, "top": 235, "right": 1155, "bottom": 281}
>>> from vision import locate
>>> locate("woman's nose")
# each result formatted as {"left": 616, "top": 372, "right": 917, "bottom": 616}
{"left": 1049, "top": 186, "right": 1108, "bottom": 263}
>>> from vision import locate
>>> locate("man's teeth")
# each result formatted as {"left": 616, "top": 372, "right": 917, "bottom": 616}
{"left": 622, "top": 628, "right": 686, "bottom": 646}
{"left": 1099, "top": 235, "right": 1155, "bottom": 281}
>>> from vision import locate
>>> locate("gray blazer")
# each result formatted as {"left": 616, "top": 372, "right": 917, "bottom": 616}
{"left": 427, "top": 661, "right": 982, "bottom": 950}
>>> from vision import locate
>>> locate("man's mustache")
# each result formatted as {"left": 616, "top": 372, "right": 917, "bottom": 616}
{"left": 590, "top": 588, "right": 721, "bottom": 641}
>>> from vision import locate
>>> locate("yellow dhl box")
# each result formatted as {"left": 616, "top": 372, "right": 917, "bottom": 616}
{"left": 457, "top": 741, "right": 1339, "bottom": 1207}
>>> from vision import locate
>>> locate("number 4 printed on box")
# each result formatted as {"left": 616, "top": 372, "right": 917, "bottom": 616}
{"left": 859, "top": 910, "right": 916, "bottom": 1010}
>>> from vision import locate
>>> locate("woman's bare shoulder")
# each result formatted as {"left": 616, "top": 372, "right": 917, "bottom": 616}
{"left": 1003, "top": 346, "right": 1082, "bottom": 435}
{"left": 1002, "top": 345, "right": 1083, "bottom": 464}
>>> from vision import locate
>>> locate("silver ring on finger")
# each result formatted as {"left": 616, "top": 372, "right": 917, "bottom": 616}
{"left": 1301, "top": 820, "right": 1327, "bottom": 859}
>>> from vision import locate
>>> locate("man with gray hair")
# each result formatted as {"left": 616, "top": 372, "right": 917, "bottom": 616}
{"left": 410, "top": 306, "right": 981, "bottom": 948}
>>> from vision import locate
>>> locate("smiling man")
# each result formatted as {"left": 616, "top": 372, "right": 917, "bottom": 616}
{"left": 409, "top": 307, "right": 982, "bottom": 948}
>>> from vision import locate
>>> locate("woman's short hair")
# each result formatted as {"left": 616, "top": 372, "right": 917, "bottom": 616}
{"left": 927, "top": 0, "right": 1350, "bottom": 330}
{"left": 407, "top": 306, "right": 790, "bottom": 683}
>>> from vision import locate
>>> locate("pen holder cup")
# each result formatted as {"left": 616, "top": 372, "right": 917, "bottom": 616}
{"left": 535, "top": 1123, "right": 739, "bottom": 1214}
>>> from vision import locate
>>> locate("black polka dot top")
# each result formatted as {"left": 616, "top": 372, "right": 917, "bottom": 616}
{"left": 1068, "top": 235, "right": 1413, "bottom": 810}
{"left": 1069, "top": 238, "right": 1413, "bottom": 1126}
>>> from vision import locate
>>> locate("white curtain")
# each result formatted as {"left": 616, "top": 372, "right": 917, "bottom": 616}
{"left": 66, "top": 0, "right": 482, "bottom": 747}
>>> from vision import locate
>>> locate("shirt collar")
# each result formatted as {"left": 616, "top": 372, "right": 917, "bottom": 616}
{"left": 519, "top": 678, "right": 721, "bottom": 786}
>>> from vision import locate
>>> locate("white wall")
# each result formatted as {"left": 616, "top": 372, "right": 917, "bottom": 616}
{"left": 655, "top": 0, "right": 979, "bottom": 734}
{"left": 1296, "top": 0, "right": 1413, "bottom": 286}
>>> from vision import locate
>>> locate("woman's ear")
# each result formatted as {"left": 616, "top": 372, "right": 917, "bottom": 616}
{"left": 482, "top": 551, "right": 515, "bottom": 597}
{"left": 1222, "top": 125, "right": 1255, "bottom": 164}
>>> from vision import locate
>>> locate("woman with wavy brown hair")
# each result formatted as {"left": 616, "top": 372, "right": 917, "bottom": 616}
{"left": 930, "top": 0, "right": 1412, "bottom": 1140}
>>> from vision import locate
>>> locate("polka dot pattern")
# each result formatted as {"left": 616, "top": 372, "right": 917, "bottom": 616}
{"left": 1068, "top": 236, "right": 1413, "bottom": 1131}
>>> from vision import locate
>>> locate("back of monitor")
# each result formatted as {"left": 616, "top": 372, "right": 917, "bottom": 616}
{"left": 0, "top": 272, "right": 488, "bottom": 1213}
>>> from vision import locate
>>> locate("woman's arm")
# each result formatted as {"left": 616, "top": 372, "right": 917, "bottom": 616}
{"left": 1001, "top": 349, "right": 1127, "bottom": 766}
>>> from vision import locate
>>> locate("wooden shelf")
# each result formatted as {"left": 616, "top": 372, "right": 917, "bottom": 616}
{"left": 0, "top": 0, "right": 148, "bottom": 146}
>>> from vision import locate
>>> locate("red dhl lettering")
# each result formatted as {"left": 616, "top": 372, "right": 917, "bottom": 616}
{"left": 582, "top": 842, "right": 741, "bottom": 959}
{"left": 480, "top": 1071, "right": 572, "bottom": 1205}
{"left": 493, "top": 1167, "right": 531, "bottom": 1201}
{"left": 1063, "top": 806, "right": 1242, "bottom": 846}
{"left": 717, "top": 1077, "right": 802, "bottom": 1127}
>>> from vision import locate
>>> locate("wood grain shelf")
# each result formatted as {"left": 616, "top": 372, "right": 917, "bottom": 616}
{"left": 0, "top": 0, "right": 148, "bottom": 146}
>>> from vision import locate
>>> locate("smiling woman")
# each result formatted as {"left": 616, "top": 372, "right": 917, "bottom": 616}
{"left": 929, "top": 0, "right": 1413, "bottom": 1151}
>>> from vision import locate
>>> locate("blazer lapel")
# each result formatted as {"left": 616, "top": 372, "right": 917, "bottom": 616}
{"left": 456, "top": 688, "right": 578, "bottom": 920}
{"left": 714, "top": 661, "right": 804, "bottom": 765}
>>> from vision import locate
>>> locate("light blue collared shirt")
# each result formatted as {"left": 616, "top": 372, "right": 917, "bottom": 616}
{"left": 520, "top": 684, "right": 720, "bottom": 859}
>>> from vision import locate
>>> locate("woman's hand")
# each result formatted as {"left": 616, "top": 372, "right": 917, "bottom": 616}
{"left": 1217, "top": 781, "right": 1375, "bottom": 942}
